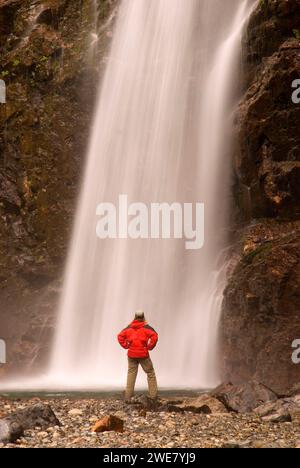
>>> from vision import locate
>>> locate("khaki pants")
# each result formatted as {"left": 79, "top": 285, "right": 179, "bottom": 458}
{"left": 125, "top": 357, "right": 158, "bottom": 400}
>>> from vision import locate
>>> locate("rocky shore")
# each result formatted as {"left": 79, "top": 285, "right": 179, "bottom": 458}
{"left": 1, "top": 382, "right": 300, "bottom": 448}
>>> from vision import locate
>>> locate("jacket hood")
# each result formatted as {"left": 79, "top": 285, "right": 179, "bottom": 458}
{"left": 130, "top": 320, "right": 146, "bottom": 329}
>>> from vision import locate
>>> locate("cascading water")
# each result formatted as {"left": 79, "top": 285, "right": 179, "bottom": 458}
{"left": 1, "top": 0, "right": 257, "bottom": 391}
{"left": 47, "top": 0, "right": 256, "bottom": 390}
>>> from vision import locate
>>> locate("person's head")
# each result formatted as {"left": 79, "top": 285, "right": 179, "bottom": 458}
{"left": 134, "top": 310, "right": 145, "bottom": 322}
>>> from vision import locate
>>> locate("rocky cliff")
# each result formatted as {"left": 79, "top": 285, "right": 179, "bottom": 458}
{"left": 0, "top": 0, "right": 117, "bottom": 374}
{"left": 221, "top": 0, "right": 300, "bottom": 394}
{"left": 1, "top": 0, "right": 299, "bottom": 392}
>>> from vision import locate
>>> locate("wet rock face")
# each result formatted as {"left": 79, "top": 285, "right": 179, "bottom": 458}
{"left": 221, "top": 219, "right": 300, "bottom": 394}
{"left": 222, "top": 227, "right": 300, "bottom": 394}
{"left": 222, "top": 0, "right": 300, "bottom": 394}
{"left": 0, "top": 0, "right": 117, "bottom": 373}
{"left": 235, "top": 0, "right": 300, "bottom": 219}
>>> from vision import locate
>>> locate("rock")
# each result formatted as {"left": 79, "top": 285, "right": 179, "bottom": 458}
{"left": 235, "top": 1, "right": 300, "bottom": 219}
{"left": 251, "top": 440, "right": 267, "bottom": 449}
{"left": 37, "top": 431, "right": 49, "bottom": 438}
{"left": 128, "top": 394, "right": 161, "bottom": 411}
{"left": 72, "top": 437, "right": 85, "bottom": 444}
{"left": 68, "top": 408, "right": 83, "bottom": 417}
{"left": 0, "top": 173, "right": 22, "bottom": 213}
{"left": 0, "top": 403, "right": 60, "bottom": 437}
{"left": 0, "top": 418, "right": 23, "bottom": 444}
{"left": 189, "top": 417, "right": 199, "bottom": 426}
{"left": 0, "top": 0, "right": 118, "bottom": 377}
{"left": 1, "top": 395, "right": 300, "bottom": 448}
{"left": 221, "top": 0, "right": 300, "bottom": 395}
{"left": 212, "top": 381, "right": 277, "bottom": 413}
{"left": 287, "top": 383, "right": 300, "bottom": 398}
{"left": 89, "top": 416, "right": 99, "bottom": 422}
{"left": 92, "top": 415, "right": 124, "bottom": 433}
{"left": 255, "top": 395, "right": 300, "bottom": 423}
{"left": 164, "top": 394, "right": 228, "bottom": 414}
{"left": 221, "top": 222, "right": 300, "bottom": 396}
{"left": 222, "top": 440, "right": 250, "bottom": 449}
{"left": 292, "top": 411, "right": 300, "bottom": 424}
{"left": 114, "top": 410, "right": 126, "bottom": 419}
{"left": 263, "top": 412, "right": 291, "bottom": 423}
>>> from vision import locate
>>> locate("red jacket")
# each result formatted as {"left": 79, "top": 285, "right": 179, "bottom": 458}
{"left": 118, "top": 320, "right": 158, "bottom": 359}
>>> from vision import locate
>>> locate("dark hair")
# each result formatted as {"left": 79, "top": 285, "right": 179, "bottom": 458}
{"left": 135, "top": 311, "right": 145, "bottom": 321}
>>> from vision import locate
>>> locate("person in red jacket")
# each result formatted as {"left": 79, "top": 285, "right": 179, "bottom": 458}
{"left": 118, "top": 310, "right": 158, "bottom": 401}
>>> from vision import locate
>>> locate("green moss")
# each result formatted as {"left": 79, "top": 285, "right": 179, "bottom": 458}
{"left": 293, "top": 29, "right": 300, "bottom": 40}
{"left": 259, "top": 0, "right": 268, "bottom": 10}
{"left": 242, "top": 242, "right": 273, "bottom": 264}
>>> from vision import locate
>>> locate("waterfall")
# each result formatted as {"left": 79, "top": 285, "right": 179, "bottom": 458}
{"left": 0, "top": 0, "right": 256, "bottom": 391}
{"left": 45, "top": 0, "right": 256, "bottom": 390}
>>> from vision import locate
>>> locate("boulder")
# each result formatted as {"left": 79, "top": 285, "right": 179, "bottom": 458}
{"left": 92, "top": 415, "right": 124, "bottom": 433}
{"left": 127, "top": 394, "right": 161, "bottom": 411}
{"left": 0, "top": 403, "right": 60, "bottom": 443}
{"left": 7, "top": 403, "right": 60, "bottom": 430}
{"left": 0, "top": 418, "right": 23, "bottom": 443}
{"left": 164, "top": 394, "right": 228, "bottom": 415}
{"left": 261, "top": 408, "right": 291, "bottom": 424}
{"left": 255, "top": 395, "right": 300, "bottom": 423}
{"left": 212, "top": 381, "right": 277, "bottom": 413}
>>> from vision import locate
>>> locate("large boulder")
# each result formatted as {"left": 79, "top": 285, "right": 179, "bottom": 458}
{"left": 0, "top": 418, "right": 23, "bottom": 443}
{"left": 212, "top": 381, "right": 277, "bottom": 413}
{"left": 8, "top": 403, "right": 61, "bottom": 430}
{"left": 0, "top": 403, "right": 60, "bottom": 443}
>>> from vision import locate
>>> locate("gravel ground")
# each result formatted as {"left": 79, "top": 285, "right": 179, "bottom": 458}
{"left": 1, "top": 396, "right": 300, "bottom": 448}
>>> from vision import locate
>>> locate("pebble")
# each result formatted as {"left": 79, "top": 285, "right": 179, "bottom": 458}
{"left": 37, "top": 431, "right": 48, "bottom": 438}
{"left": 0, "top": 396, "right": 299, "bottom": 448}
{"left": 68, "top": 408, "right": 83, "bottom": 416}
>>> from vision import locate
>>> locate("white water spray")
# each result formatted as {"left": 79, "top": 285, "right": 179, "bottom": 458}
{"left": 1, "top": 0, "right": 256, "bottom": 391}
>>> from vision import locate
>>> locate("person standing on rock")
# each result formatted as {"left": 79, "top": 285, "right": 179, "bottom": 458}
{"left": 118, "top": 310, "right": 158, "bottom": 402}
